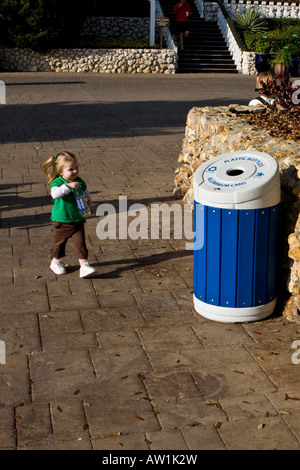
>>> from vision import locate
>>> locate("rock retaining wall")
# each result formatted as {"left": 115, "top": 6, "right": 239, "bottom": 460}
{"left": 0, "top": 47, "right": 176, "bottom": 74}
{"left": 81, "top": 16, "right": 149, "bottom": 39}
{"left": 173, "top": 105, "right": 300, "bottom": 321}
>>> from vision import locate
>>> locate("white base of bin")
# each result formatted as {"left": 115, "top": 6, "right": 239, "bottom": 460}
{"left": 193, "top": 295, "right": 276, "bottom": 323}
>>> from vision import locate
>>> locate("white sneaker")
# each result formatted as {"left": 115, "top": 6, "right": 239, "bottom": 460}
{"left": 50, "top": 259, "right": 66, "bottom": 275}
{"left": 79, "top": 261, "right": 96, "bottom": 278}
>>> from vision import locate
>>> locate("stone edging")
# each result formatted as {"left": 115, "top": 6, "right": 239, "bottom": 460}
{"left": 0, "top": 47, "right": 177, "bottom": 74}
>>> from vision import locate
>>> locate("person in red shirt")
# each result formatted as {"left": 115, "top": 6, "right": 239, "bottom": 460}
{"left": 173, "top": 0, "right": 192, "bottom": 51}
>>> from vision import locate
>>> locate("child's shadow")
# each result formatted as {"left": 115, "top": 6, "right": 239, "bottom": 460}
{"left": 68, "top": 249, "right": 192, "bottom": 279}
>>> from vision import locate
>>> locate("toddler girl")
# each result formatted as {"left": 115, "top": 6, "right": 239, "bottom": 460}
{"left": 42, "top": 151, "right": 96, "bottom": 278}
{"left": 248, "top": 71, "right": 275, "bottom": 107}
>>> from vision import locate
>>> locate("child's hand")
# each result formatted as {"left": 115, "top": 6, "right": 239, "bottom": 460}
{"left": 84, "top": 195, "right": 92, "bottom": 206}
{"left": 67, "top": 181, "right": 80, "bottom": 189}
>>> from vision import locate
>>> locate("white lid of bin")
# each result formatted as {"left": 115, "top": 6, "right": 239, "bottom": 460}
{"left": 193, "top": 150, "right": 280, "bottom": 209}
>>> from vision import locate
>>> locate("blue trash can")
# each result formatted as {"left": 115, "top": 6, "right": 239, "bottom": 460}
{"left": 193, "top": 150, "right": 280, "bottom": 323}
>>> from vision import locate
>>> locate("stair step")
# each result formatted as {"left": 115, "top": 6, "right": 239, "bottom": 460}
{"left": 159, "top": 0, "right": 238, "bottom": 73}
{"left": 178, "top": 53, "right": 233, "bottom": 58}
{"left": 178, "top": 59, "right": 235, "bottom": 65}
{"left": 178, "top": 68, "right": 239, "bottom": 73}
{"left": 177, "top": 46, "right": 230, "bottom": 52}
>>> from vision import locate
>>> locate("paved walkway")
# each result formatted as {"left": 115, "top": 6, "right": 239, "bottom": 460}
{"left": 0, "top": 72, "right": 300, "bottom": 451}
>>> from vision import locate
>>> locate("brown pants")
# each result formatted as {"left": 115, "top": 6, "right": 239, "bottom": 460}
{"left": 51, "top": 221, "right": 88, "bottom": 260}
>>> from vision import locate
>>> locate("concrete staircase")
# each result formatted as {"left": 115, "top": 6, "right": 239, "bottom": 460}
{"left": 160, "top": 0, "right": 238, "bottom": 73}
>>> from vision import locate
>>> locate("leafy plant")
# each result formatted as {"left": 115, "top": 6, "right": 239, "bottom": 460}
{"left": 285, "top": 43, "right": 300, "bottom": 57}
{"left": 271, "top": 47, "right": 293, "bottom": 66}
{"left": 234, "top": 8, "right": 268, "bottom": 34}
{"left": 0, "top": 0, "right": 90, "bottom": 50}
{"left": 255, "top": 37, "right": 271, "bottom": 53}
{"left": 260, "top": 75, "right": 300, "bottom": 115}
{"left": 240, "top": 18, "right": 300, "bottom": 52}
{"left": 76, "top": 37, "right": 161, "bottom": 50}
{"left": 242, "top": 76, "right": 300, "bottom": 142}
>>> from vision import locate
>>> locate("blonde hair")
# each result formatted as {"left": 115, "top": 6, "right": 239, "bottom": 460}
{"left": 256, "top": 71, "right": 274, "bottom": 91}
{"left": 42, "top": 151, "right": 78, "bottom": 185}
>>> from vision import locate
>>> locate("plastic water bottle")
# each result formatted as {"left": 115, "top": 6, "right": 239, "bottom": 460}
{"left": 74, "top": 188, "right": 90, "bottom": 217}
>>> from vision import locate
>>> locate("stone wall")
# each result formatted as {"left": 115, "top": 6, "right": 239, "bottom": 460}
{"left": 0, "top": 47, "right": 176, "bottom": 74}
{"left": 242, "top": 51, "right": 256, "bottom": 75}
{"left": 81, "top": 16, "right": 149, "bottom": 39}
{"left": 173, "top": 105, "right": 300, "bottom": 321}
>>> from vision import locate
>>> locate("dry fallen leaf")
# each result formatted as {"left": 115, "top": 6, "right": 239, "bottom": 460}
{"left": 285, "top": 393, "right": 300, "bottom": 401}
{"left": 206, "top": 402, "right": 219, "bottom": 408}
{"left": 215, "top": 421, "right": 222, "bottom": 429}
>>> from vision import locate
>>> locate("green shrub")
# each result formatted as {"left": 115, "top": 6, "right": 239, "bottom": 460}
{"left": 76, "top": 38, "right": 161, "bottom": 50}
{"left": 240, "top": 18, "right": 300, "bottom": 52}
{"left": 271, "top": 47, "right": 293, "bottom": 66}
{"left": 254, "top": 36, "right": 271, "bottom": 53}
{"left": 234, "top": 8, "right": 268, "bottom": 33}
{"left": 0, "top": 0, "right": 89, "bottom": 50}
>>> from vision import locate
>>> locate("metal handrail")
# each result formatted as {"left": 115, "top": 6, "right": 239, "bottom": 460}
{"left": 216, "top": 0, "right": 245, "bottom": 49}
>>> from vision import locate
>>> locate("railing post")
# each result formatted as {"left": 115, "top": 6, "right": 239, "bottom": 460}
{"left": 276, "top": 2, "right": 282, "bottom": 17}
{"left": 231, "top": 0, "right": 236, "bottom": 18}
{"left": 269, "top": 1, "right": 274, "bottom": 18}
{"left": 291, "top": 2, "right": 296, "bottom": 18}
{"left": 150, "top": 0, "right": 155, "bottom": 47}
{"left": 194, "top": 0, "right": 205, "bottom": 19}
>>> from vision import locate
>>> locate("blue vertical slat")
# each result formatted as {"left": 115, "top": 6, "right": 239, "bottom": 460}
{"left": 253, "top": 208, "right": 270, "bottom": 306}
{"left": 193, "top": 202, "right": 207, "bottom": 303}
{"left": 220, "top": 209, "right": 238, "bottom": 307}
{"left": 267, "top": 204, "right": 279, "bottom": 302}
{"left": 237, "top": 210, "right": 255, "bottom": 307}
{"left": 206, "top": 207, "right": 221, "bottom": 305}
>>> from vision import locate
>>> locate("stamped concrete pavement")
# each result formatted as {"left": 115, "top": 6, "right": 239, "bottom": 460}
{"left": 0, "top": 72, "right": 300, "bottom": 450}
